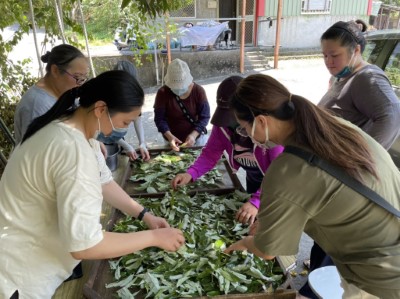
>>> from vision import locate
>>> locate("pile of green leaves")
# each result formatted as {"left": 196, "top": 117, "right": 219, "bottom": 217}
{"left": 129, "top": 149, "right": 223, "bottom": 194}
{"left": 108, "top": 190, "right": 283, "bottom": 298}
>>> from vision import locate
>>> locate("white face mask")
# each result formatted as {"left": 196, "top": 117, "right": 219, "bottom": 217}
{"left": 93, "top": 118, "right": 101, "bottom": 140}
{"left": 250, "top": 117, "right": 276, "bottom": 149}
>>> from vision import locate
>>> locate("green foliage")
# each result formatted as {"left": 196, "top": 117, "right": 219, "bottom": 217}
{"left": 0, "top": 0, "right": 39, "bottom": 167}
{"left": 81, "top": 0, "right": 122, "bottom": 41}
{"left": 381, "top": 0, "right": 400, "bottom": 6}
{"left": 121, "top": 0, "right": 192, "bottom": 18}
{"left": 0, "top": 59, "right": 37, "bottom": 159}
{"left": 117, "top": 0, "right": 191, "bottom": 66}
{"left": 386, "top": 66, "right": 400, "bottom": 86}
{"left": 0, "top": 0, "right": 183, "bottom": 166}
{"left": 130, "top": 149, "right": 223, "bottom": 193}
{"left": 109, "top": 190, "right": 282, "bottom": 298}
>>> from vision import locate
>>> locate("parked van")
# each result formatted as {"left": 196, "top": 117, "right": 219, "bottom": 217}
{"left": 363, "top": 29, "right": 400, "bottom": 166}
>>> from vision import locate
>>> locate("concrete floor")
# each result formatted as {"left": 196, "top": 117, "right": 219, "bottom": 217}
{"left": 122, "top": 57, "right": 330, "bottom": 292}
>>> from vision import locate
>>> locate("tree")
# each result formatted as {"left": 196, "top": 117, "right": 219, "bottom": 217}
{"left": 381, "top": 0, "right": 400, "bottom": 6}
{"left": 0, "top": 0, "right": 185, "bottom": 170}
{"left": 122, "top": 0, "right": 192, "bottom": 18}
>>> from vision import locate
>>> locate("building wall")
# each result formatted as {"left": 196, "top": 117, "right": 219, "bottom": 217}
{"left": 196, "top": 0, "right": 218, "bottom": 19}
{"left": 93, "top": 50, "right": 240, "bottom": 88}
{"left": 258, "top": 15, "right": 367, "bottom": 48}
{"left": 258, "top": 0, "right": 369, "bottom": 48}
{"left": 264, "top": 0, "right": 369, "bottom": 17}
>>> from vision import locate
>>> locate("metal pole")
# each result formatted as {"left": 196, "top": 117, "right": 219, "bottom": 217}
{"left": 240, "top": 0, "right": 246, "bottom": 74}
{"left": 254, "top": 0, "right": 258, "bottom": 47}
{"left": 165, "top": 13, "right": 172, "bottom": 64}
{"left": 28, "top": 0, "right": 44, "bottom": 77}
{"left": 154, "top": 44, "right": 160, "bottom": 85}
{"left": 0, "top": 117, "right": 16, "bottom": 147}
{"left": 53, "top": 0, "right": 66, "bottom": 43}
{"left": 77, "top": 0, "right": 96, "bottom": 77}
{"left": 0, "top": 151, "right": 8, "bottom": 168}
{"left": 274, "top": 0, "right": 283, "bottom": 69}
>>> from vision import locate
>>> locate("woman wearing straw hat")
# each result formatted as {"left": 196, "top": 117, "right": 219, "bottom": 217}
{"left": 154, "top": 59, "right": 210, "bottom": 151}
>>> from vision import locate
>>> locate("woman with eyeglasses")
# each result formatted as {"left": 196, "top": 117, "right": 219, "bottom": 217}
{"left": 171, "top": 76, "right": 283, "bottom": 225}
{"left": 14, "top": 44, "right": 90, "bottom": 144}
{"left": 224, "top": 74, "right": 400, "bottom": 299}
{"left": 0, "top": 71, "right": 185, "bottom": 299}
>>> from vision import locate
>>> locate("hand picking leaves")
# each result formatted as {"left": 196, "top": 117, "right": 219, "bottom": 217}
{"left": 108, "top": 190, "right": 282, "bottom": 298}
{"left": 129, "top": 149, "right": 223, "bottom": 193}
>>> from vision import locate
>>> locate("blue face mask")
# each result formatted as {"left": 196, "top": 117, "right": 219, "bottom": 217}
{"left": 96, "top": 113, "right": 128, "bottom": 144}
{"left": 335, "top": 52, "right": 355, "bottom": 80}
{"left": 171, "top": 87, "right": 188, "bottom": 97}
{"left": 335, "top": 66, "right": 352, "bottom": 79}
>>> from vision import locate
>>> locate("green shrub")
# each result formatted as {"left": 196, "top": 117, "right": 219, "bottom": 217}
{"left": 0, "top": 59, "right": 37, "bottom": 176}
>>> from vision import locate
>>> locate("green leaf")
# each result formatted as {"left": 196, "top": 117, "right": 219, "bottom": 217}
{"left": 146, "top": 186, "right": 158, "bottom": 194}
{"left": 121, "top": 0, "right": 131, "bottom": 10}
{"left": 106, "top": 274, "right": 134, "bottom": 288}
{"left": 109, "top": 190, "right": 282, "bottom": 297}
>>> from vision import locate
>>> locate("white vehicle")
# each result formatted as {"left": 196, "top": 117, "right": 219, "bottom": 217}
{"left": 113, "top": 26, "right": 138, "bottom": 51}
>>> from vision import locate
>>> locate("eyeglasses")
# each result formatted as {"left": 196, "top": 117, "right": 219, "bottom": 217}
{"left": 236, "top": 125, "right": 249, "bottom": 137}
{"left": 236, "top": 117, "right": 258, "bottom": 139}
{"left": 63, "top": 70, "right": 89, "bottom": 85}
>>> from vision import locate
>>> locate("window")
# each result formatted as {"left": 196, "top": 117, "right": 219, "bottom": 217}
{"left": 301, "top": 0, "right": 332, "bottom": 14}
{"left": 385, "top": 42, "right": 400, "bottom": 92}
{"left": 363, "top": 39, "right": 386, "bottom": 65}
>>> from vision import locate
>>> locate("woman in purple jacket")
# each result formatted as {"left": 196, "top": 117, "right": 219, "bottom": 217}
{"left": 172, "top": 76, "right": 284, "bottom": 225}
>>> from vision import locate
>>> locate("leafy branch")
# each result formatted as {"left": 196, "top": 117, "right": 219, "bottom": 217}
{"left": 110, "top": 190, "right": 282, "bottom": 298}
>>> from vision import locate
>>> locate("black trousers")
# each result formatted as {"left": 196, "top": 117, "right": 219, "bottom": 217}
{"left": 246, "top": 176, "right": 262, "bottom": 194}
{"left": 64, "top": 262, "right": 83, "bottom": 282}
{"left": 10, "top": 290, "right": 18, "bottom": 299}
{"left": 299, "top": 242, "right": 334, "bottom": 298}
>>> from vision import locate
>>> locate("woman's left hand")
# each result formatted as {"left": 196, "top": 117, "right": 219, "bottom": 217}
{"left": 235, "top": 202, "right": 258, "bottom": 225}
{"left": 127, "top": 150, "right": 139, "bottom": 161}
{"left": 184, "top": 134, "right": 196, "bottom": 147}
{"left": 143, "top": 213, "right": 170, "bottom": 229}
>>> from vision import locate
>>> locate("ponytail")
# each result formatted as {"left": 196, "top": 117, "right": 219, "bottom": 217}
{"left": 290, "top": 95, "right": 377, "bottom": 181}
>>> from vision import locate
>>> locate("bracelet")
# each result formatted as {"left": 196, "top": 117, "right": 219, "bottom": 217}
{"left": 137, "top": 207, "right": 149, "bottom": 221}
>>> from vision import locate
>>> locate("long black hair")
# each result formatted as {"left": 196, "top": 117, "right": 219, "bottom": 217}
{"left": 22, "top": 70, "right": 144, "bottom": 143}
{"left": 41, "top": 44, "right": 85, "bottom": 74}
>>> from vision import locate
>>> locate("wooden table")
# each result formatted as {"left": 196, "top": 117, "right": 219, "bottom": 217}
{"left": 53, "top": 152, "right": 297, "bottom": 298}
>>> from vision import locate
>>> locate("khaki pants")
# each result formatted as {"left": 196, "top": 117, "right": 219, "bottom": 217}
{"left": 340, "top": 278, "right": 379, "bottom": 299}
